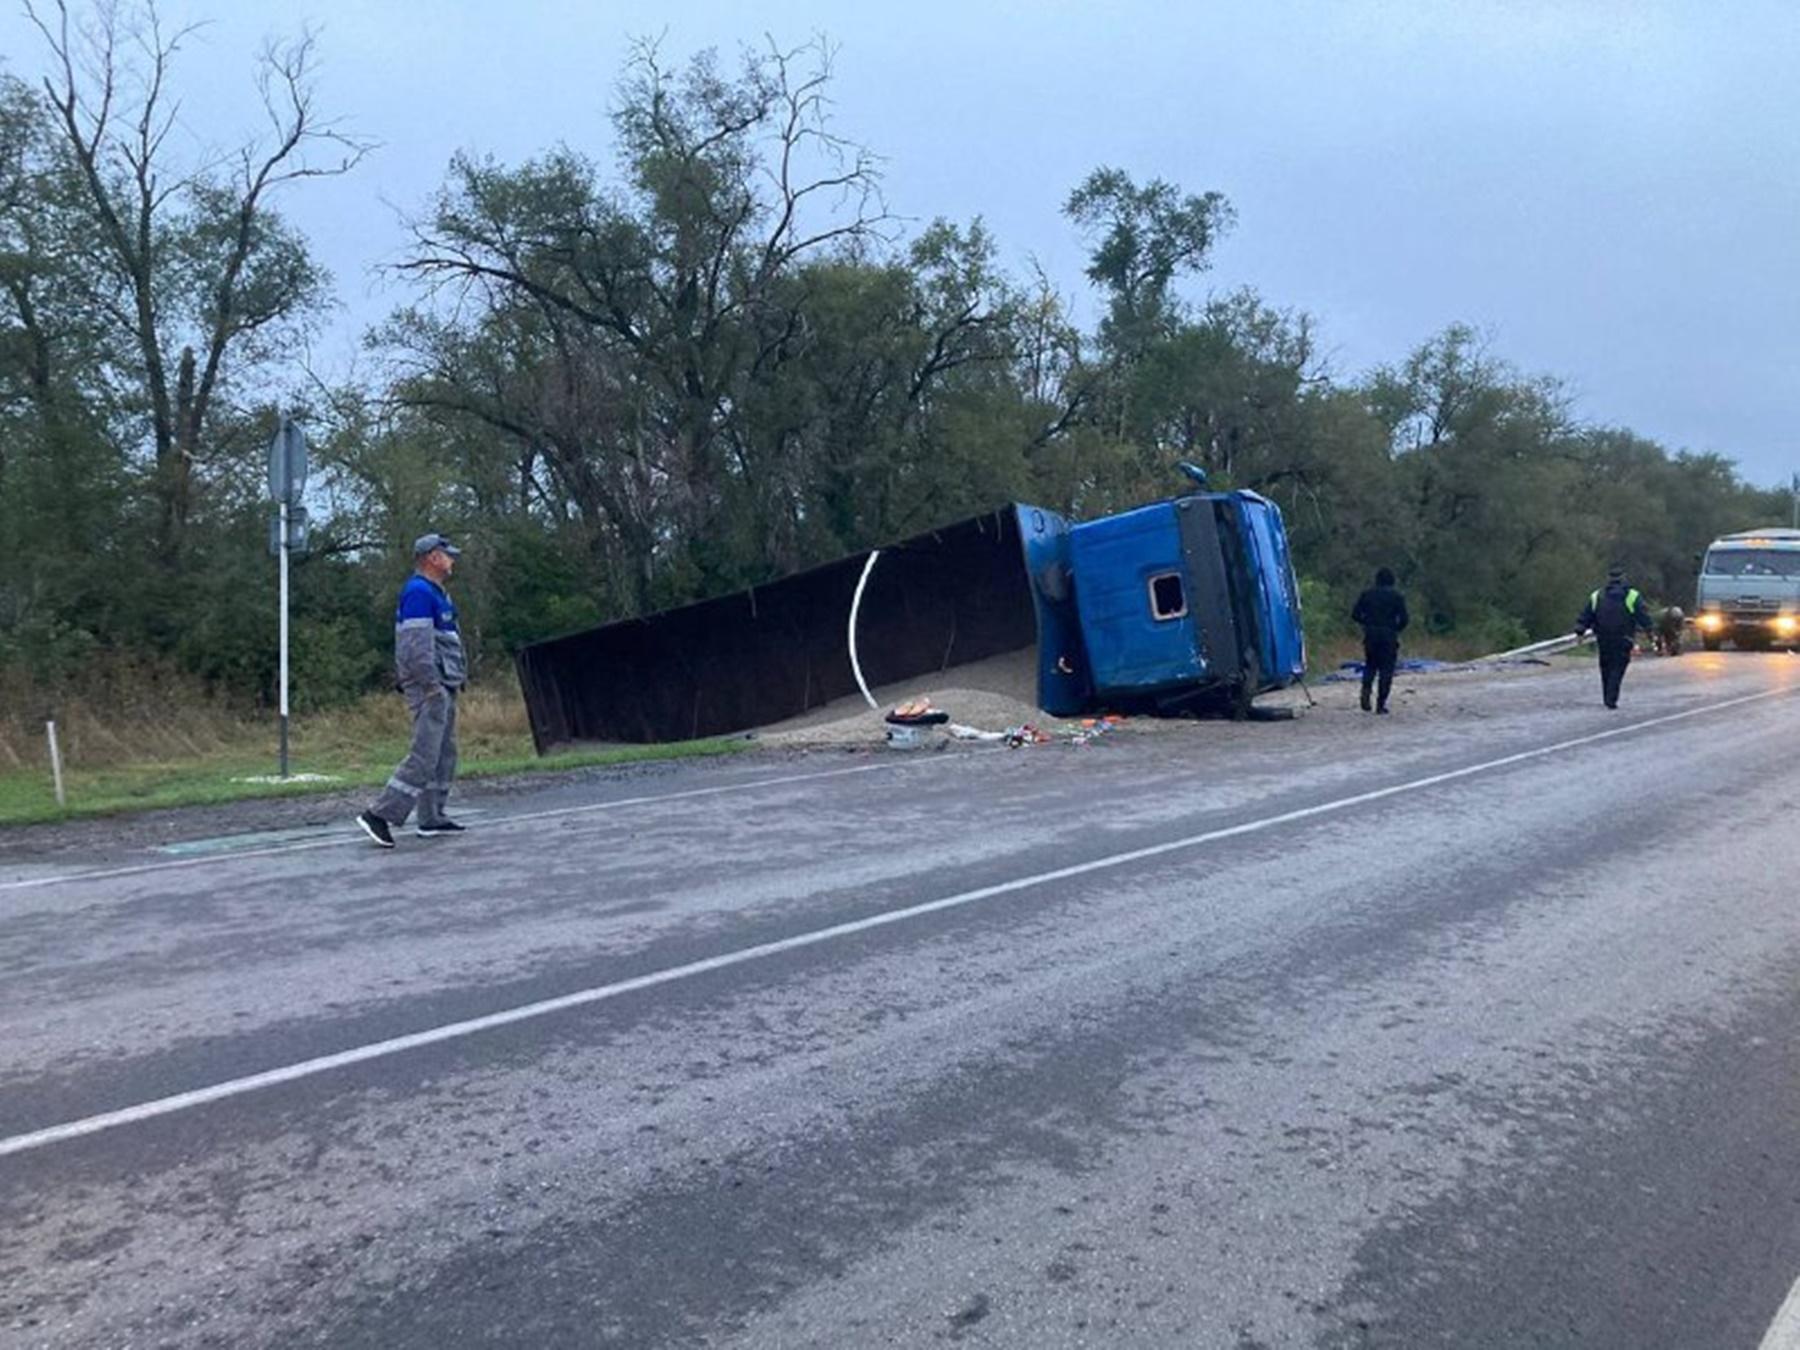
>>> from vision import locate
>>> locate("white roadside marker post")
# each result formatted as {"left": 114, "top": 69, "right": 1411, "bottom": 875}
{"left": 45, "top": 719, "right": 65, "bottom": 808}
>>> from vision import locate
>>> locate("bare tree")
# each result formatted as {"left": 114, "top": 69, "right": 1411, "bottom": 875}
{"left": 24, "top": 0, "right": 370, "bottom": 561}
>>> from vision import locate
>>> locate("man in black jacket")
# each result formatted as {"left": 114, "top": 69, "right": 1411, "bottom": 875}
{"left": 1575, "top": 565, "right": 1654, "bottom": 708}
{"left": 1350, "top": 567, "right": 1409, "bottom": 714}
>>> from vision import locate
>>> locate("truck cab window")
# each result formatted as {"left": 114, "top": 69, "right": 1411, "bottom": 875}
{"left": 1149, "top": 572, "right": 1187, "bottom": 620}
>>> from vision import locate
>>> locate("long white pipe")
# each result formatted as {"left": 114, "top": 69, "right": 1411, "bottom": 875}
{"left": 848, "top": 550, "right": 881, "bottom": 710}
{"left": 1484, "top": 631, "right": 1590, "bottom": 662}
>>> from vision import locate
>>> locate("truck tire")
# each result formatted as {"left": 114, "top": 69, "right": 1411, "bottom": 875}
{"left": 1702, "top": 634, "right": 1721, "bottom": 652}
{"left": 1229, "top": 650, "right": 1262, "bottom": 721}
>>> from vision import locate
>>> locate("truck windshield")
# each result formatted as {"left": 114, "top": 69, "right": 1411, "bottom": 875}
{"left": 1703, "top": 549, "right": 1800, "bottom": 578}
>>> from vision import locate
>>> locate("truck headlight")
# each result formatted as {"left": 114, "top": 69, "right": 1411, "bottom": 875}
{"left": 1698, "top": 612, "right": 1723, "bottom": 631}
{"left": 1777, "top": 615, "right": 1799, "bottom": 636}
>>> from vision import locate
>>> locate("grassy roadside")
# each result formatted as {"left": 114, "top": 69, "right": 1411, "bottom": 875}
{"left": 0, "top": 630, "right": 1570, "bottom": 828}
{"left": 0, "top": 686, "right": 750, "bottom": 827}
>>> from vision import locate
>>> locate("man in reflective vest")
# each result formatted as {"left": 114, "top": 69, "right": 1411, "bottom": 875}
{"left": 1574, "top": 565, "right": 1653, "bottom": 709}
{"left": 356, "top": 533, "right": 470, "bottom": 847}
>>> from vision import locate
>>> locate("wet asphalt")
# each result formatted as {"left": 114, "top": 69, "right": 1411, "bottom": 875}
{"left": 2, "top": 652, "right": 1799, "bottom": 1348}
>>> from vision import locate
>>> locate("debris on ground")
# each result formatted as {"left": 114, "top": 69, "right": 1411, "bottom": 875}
{"left": 757, "top": 651, "right": 1047, "bottom": 750}
{"left": 885, "top": 698, "right": 949, "bottom": 726}
{"left": 752, "top": 643, "right": 1594, "bottom": 750}
{"left": 1070, "top": 716, "right": 1125, "bottom": 746}
{"left": 947, "top": 724, "right": 1008, "bottom": 742}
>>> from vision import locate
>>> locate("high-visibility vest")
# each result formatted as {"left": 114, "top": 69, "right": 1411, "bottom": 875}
{"left": 1590, "top": 587, "right": 1642, "bottom": 613}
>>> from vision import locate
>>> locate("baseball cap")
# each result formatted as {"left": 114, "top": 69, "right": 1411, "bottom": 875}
{"left": 413, "top": 532, "right": 462, "bottom": 558}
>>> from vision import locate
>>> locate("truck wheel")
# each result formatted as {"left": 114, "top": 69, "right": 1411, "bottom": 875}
{"left": 1229, "top": 651, "right": 1262, "bottom": 721}
{"left": 1702, "top": 634, "right": 1721, "bottom": 652}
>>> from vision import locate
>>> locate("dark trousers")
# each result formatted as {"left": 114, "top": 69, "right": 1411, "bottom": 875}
{"left": 1597, "top": 639, "right": 1633, "bottom": 707}
{"left": 1361, "top": 634, "right": 1398, "bottom": 710}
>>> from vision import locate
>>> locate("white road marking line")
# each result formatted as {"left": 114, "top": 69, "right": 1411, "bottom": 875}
{"left": 1761, "top": 1274, "right": 1800, "bottom": 1350}
{"left": 0, "top": 761, "right": 904, "bottom": 894}
{"left": 0, "top": 685, "right": 1789, "bottom": 1160}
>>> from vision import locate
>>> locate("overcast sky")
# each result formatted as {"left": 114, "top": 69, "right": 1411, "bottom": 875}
{"left": 5, "top": 0, "right": 1796, "bottom": 485}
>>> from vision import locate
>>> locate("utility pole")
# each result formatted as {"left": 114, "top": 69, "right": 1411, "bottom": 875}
{"left": 1791, "top": 472, "right": 1798, "bottom": 531}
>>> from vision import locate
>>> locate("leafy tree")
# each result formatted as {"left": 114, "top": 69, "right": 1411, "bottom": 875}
{"left": 1065, "top": 166, "right": 1234, "bottom": 355}
{"left": 388, "top": 38, "right": 890, "bottom": 613}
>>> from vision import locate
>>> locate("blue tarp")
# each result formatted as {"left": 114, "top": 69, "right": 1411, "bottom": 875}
{"left": 1322, "top": 658, "right": 1471, "bottom": 682}
{"left": 1322, "top": 656, "right": 1551, "bottom": 682}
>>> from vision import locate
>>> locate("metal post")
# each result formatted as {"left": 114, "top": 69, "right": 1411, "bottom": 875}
{"left": 278, "top": 499, "right": 290, "bottom": 779}
{"left": 1791, "top": 473, "right": 1798, "bottom": 531}
{"left": 45, "top": 720, "right": 65, "bottom": 808}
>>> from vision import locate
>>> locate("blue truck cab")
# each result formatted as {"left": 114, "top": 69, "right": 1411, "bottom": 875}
{"left": 1018, "top": 490, "right": 1306, "bottom": 717}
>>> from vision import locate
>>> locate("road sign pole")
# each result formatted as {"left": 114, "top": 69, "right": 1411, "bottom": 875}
{"left": 279, "top": 499, "right": 290, "bottom": 779}
{"left": 267, "top": 417, "right": 308, "bottom": 781}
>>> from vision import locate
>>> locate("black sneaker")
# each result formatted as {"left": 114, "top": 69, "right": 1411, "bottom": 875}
{"left": 415, "top": 818, "right": 467, "bottom": 837}
{"left": 356, "top": 811, "right": 396, "bottom": 849}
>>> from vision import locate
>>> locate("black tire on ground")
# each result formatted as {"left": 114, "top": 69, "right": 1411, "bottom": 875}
{"left": 1702, "top": 634, "right": 1721, "bottom": 652}
{"left": 1229, "top": 650, "right": 1262, "bottom": 721}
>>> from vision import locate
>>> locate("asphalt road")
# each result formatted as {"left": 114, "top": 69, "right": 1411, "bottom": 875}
{"left": 3, "top": 652, "right": 1799, "bottom": 1348}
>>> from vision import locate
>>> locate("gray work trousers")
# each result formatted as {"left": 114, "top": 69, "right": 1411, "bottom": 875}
{"left": 368, "top": 684, "right": 459, "bottom": 826}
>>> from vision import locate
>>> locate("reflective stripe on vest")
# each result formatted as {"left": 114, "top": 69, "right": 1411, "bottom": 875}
{"left": 1591, "top": 588, "right": 1643, "bottom": 612}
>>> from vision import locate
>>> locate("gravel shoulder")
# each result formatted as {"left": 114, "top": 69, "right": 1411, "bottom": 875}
{"left": 0, "top": 648, "right": 1598, "bottom": 864}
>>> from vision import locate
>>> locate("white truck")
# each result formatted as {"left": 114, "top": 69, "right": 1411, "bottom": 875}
{"left": 1694, "top": 528, "right": 1800, "bottom": 650}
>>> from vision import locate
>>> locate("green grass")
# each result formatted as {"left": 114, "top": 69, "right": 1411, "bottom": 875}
{"left": 0, "top": 691, "right": 753, "bottom": 827}
{"left": 0, "top": 627, "right": 1575, "bottom": 828}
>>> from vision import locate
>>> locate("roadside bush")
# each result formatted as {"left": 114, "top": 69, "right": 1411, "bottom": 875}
{"left": 289, "top": 615, "right": 390, "bottom": 712}
{"left": 1298, "top": 575, "right": 1351, "bottom": 647}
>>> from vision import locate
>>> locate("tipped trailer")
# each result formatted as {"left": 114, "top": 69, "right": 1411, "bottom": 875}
{"left": 515, "top": 490, "right": 1306, "bottom": 749}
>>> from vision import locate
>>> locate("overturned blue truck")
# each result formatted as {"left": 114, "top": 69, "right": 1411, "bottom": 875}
{"left": 515, "top": 489, "right": 1306, "bottom": 749}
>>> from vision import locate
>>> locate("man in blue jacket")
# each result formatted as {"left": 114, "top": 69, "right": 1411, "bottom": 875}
{"left": 357, "top": 533, "right": 469, "bottom": 847}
